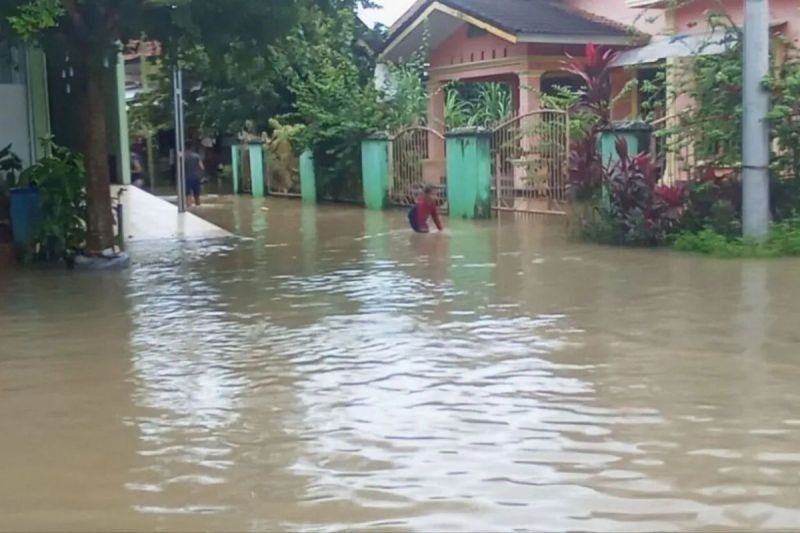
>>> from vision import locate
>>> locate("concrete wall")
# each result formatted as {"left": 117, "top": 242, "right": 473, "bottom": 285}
{"left": 430, "top": 24, "right": 528, "bottom": 70}
{"left": 0, "top": 43, "right": 32, "bottom": 166}
{"left": 0, "top": 45, "right": 51, "bottom": 167}
{"left": 565, "top": 0, "right": 668, "bottom": 35}
{"left": 674, "top": 0, "right": 799, "bottom": 45}
{"left": 0, "top": 84, "right": 32, "bottom": 167}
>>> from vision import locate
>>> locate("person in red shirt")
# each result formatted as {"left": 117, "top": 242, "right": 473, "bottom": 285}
{"left": 408, "top": 185, "right": 444, "bottom": 233}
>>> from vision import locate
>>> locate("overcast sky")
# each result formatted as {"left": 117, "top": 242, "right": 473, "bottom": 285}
{"left": 358, "top": 0, "right": 416, "bottom": 28}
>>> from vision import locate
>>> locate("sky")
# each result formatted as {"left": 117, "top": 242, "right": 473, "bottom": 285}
{"left": 358, "top": 0, "right": 417, "bottom": 28}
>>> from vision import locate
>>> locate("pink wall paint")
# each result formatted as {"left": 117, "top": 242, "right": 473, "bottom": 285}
{"left": 674, "top": 0, "right": 799, "bottom": 46}
{"left": 565, "top": 0, "right": 667, "bottom": 35}
{"left": 430, "top": 24, "right": 528, "bottom": 70}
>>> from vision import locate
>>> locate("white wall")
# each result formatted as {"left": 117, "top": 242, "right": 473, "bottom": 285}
{"left": 0, "top": 84, "right": 32, "bottom": 167}
{"left": 0, "top": 42, "right": 32, "bottom": 167}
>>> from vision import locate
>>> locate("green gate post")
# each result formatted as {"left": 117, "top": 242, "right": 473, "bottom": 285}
{"left": 598, "top": 121, "right": 652, "bottom": 167}
{"left": 446, "top": 127, "right": 492, "bottom": 219}
{"left": 361, "top": 133, "right": 391, "bottom": 210}
{"left": 231, "top": 144, "right": 241, "bottom": 194}
{"left": 299, "top": 150, "right": 317, "bottom": 204}
{"left": 248, "top": 141, "right": 266, "bottom": 198}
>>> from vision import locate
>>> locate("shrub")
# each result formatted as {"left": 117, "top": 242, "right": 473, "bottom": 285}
{"left": 674, "top": 218, "right": 800, "bottom": 258}
{"left": 562, "top": 43, "right": 618, "bottom": 199}
{"left": 603, "top": 138, "right": 686, "bottom": 246}
{"left": 681, "top": 174, "right": 742, "bottom": 237}
{"left": 18, "top": 143, "right": 87, "bottom": 262}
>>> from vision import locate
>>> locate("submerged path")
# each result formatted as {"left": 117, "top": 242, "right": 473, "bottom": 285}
{"left": 1, "top": 196, "right": 800, "bottom": 531}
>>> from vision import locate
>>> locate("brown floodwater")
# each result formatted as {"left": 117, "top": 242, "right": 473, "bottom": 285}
{"left": 2, "top": 196, "right": 800, "bottom": 532}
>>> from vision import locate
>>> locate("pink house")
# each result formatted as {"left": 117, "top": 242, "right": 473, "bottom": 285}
{"left": 381, "top": 0, "right": 799, "bottom": 125}
{"left": 381, "top": 0, "right": 646, "bottom": 127}
{"left": 378, "top": 0, "right": 799, "bottom": 210}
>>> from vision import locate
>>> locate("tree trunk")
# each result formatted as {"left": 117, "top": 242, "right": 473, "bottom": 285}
{"left": 79, "top": 53, "right": 116, "bottom": 254}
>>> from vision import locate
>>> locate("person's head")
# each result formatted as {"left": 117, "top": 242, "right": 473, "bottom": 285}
{"left": 423, "top": 185, "right": 436, "bottom": 200}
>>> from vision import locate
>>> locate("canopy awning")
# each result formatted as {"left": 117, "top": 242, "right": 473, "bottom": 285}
{"left": 611, "top": 32, "right": 737, "bottom": 67}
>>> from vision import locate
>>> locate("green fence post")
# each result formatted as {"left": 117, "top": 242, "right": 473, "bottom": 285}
{"left": 361, "top": 133, "right": 391, "bottom": 210}
{"left": 299, "top": 150, "right": 317, "bottom": 203}
{"left": 446, "top": 127, "right": 492, "bottom": 219}
{"left": 248, "top": 142, "right": 265, "bottom": 198}
{"left": 231, "top": 144, "right": 241, "bottom": 194}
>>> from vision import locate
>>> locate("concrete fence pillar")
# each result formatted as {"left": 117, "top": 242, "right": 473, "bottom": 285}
{"left": 446, "top": 127, "right": 493, "bottom": 219}
{"left": 361, "top": 133, "right": 391, "bottom": 210}
{"left": 299, "top": 150, "right": 317, "bottom": 204}
{"left": 247, "top": 141, "right": 265, "bottom": 198}
{"left": 231, "top": 144, "right": 241, "bottom": 194}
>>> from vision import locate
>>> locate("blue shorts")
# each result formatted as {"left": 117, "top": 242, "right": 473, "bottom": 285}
{"left": 186, "top": 178, "right": 201, "bottom": 197}
{"left": 408, "top": 206, "right": 428, "bottom": 233}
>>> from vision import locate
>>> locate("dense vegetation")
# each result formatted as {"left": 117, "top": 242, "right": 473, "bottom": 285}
{"left": 1, "top": 0, "right": 341, "bottom": 253}
{"left": 565, "top": 15, "right": 800, "bottom": 257}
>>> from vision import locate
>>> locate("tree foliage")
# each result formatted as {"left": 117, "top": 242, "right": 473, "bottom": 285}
{"left": 0, "top": 0, "right": 321, "bottom": 252}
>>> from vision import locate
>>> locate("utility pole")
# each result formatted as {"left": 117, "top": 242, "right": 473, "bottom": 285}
{"left": 140, "top": 55, "right": 156, "bottom": 191}
{"left": 742, "top": 0, "right": 771, "bottom": 240}
{"left": 172, "top": 65, "right": 187, "bottom": 213}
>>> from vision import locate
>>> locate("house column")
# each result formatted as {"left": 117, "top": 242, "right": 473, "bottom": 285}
{"left": 517, "top": 71, "right": 541, "bottom": 115}
{"left": 426, "top": 81, "right": 446, "bottom": 187}
{"left": 663, "top": 6, "right": 686, "bottom": 184}
{"left": 427, "top": 81, "right": 446, "bottom": 133}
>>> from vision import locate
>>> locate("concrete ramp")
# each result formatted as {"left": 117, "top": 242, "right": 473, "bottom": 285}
{"left": 114, "top": 185, "right": 231, "bottom": 242}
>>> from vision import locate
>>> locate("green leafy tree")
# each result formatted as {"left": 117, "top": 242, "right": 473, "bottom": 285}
{"left": 1, "top": 0, "right": 312, "bottom": 254}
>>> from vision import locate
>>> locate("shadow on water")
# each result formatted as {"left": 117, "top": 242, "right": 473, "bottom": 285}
{"left": 3, "top": 196, "right": 800, "bottom": 530}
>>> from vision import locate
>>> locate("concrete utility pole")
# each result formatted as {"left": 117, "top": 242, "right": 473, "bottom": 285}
{"left": 742, "top": 0, "right": 771, "bottom": 240}
{"left": 172, "top": 65, "right": 187, "bottom": 213}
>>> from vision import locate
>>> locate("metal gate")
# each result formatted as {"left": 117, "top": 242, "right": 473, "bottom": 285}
{"left": 389, "top": 127, "right": 447, "bottom": 210}
{"left": 491, "top": 110, "right": 569, "bottom": 214}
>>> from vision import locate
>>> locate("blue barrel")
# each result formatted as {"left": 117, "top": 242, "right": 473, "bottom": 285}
{"left": 10, "top": 186, "right": 42, "bottom": 249}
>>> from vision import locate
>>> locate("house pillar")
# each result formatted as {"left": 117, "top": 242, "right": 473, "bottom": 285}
{"left": 106, "top": 51, "right": 131, "bottom": 185}
{"left": 25, "top": 46, "right": 51, "bottom": 162}
{"left": 427, "top": 81, "right": 446, "bottom": 133}
{"left": 426, "top": 82, "right": 446, "bottom": 187}
{"left": 664, "top": 6, "right": 684, "bottom": 184}
{"left": 517, "top": 71, "right": 541, "bottom": 115}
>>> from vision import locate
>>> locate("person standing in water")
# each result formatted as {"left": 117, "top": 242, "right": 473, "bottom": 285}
{"left": 408, "top": 185, "right": 444, "bottom": 233}
{"left": 184, "top": 142, "right": 205, "bottom": 207}
{"left": 130, "top": 148, "right": 145, "bottom": 188}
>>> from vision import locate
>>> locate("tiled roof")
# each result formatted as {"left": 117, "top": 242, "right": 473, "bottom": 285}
{"left": 389, "top": 0, "right": 632, "bottom": 41}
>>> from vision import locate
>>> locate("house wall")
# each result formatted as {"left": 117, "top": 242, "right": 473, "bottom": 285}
{"left": 430, "top": 24, "right": 528, "bottom": 71}
{"left": 565, "top": 0, "right": 668, "bottom": 35}
{"left": 674, "top": 0, "right": 799, "bottom": 45}
{"left": 0, "top": 43, "right": 32, "bottom": 166}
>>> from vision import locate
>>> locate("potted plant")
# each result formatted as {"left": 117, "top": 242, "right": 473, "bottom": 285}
{"left": 15, "top": 142, "right": 87, "bottom": 265}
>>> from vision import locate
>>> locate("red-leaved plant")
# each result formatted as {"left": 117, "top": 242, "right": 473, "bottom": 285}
{"left": 606, "top": 137, "right": 686, "bottom": 245}
{"left": 563, "top": 43, "right": 619, "bottom": 199}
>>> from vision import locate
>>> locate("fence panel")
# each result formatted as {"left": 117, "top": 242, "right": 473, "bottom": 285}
{"left": 390, "top": 127, "right": 447, "bottom": 211}
{"left": 491, "top": 111, "right": 569, "bottom": 215}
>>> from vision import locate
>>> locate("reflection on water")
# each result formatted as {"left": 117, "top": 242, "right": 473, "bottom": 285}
{"left": 2, "top": 196, "right": 800, "bottom": 531}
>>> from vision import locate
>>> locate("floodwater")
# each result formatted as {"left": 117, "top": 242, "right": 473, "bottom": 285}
{"left": 2, "top": 196, "right": 800, "bottom": 532}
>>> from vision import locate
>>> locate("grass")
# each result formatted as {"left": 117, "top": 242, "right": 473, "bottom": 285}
{"left": 673, "top": 218, "right": 800, "bottom": 258}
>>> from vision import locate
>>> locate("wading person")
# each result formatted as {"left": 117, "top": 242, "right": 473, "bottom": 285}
{"left": 130, "top": 148, "right": 145, "bottom": 188}
{"left": 184, "top": 142, "right": 205, "bottom": 207}
{"left": 408, "top": 185, "right": 443, "bottom": 233}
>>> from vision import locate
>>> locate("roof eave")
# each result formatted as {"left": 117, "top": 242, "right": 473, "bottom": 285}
{"left": 516, "top": 33, "right": 646, "bottom": 47}
{"left": 379, "top": 1, "right": 518, "bottom": 60}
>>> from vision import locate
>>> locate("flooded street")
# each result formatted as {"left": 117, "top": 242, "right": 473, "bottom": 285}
{"left": 3, "top": 196, "right": 800, "bottom": 532}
